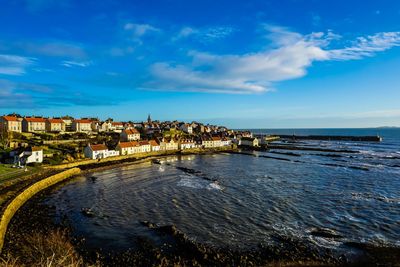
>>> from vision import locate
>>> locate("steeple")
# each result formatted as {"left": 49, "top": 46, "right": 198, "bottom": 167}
{"left": 147, "top": 114, "right": 152, "bottom": 124}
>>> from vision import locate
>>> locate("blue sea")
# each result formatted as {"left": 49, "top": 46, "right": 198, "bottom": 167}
{"left": 42, "top": 128, "right": 400, "bottom": 264}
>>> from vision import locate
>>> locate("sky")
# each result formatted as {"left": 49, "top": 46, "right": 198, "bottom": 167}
{"left": 0, "top": 0, "right": 400, "bottom": 128}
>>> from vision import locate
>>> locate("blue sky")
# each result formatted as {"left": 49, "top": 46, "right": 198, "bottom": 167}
{"left": 1, "top": 0, "right": 400, "bottom": 128}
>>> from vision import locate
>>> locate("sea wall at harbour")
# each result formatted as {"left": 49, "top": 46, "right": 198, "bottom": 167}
{"left": 0, "top": 167, "right": 81, "bottom": 252}
{"left": 46, "top": 147, "right": 234, "bottom": 170}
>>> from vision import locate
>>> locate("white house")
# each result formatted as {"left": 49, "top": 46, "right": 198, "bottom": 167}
{"left": 84, "top": 144, "right": 109, "bottom": 159}
{"left": 22, "top": 117, "right": 46, "bottom": 133}
{"left": 0, "top": 116, "right": 22, "bottom": 133}
{"left": 46, "top": 118, "right": 66, "bottom": 132}
{"left": 139, "top": 141, "right": 151, "bottom": 153}
{"left": 10, "top": 146, "right": 43, "bottom": 166}
{"left": 202, "top": 137, "right": 214, "bottom": 148}
{"left": 117, "top": 141, "right": 141, "bottom": 155}
{"left": 221, "top": 138, "right": 232, "bottom": 146}
{"left": 240, "top": 137, "right": 259, "bottom": 147}
{"left": 73, "top": 119, "right": 92, "bottom": 133}
{"left": 121, "top": 128, "right": 141, "bottom": 141}
{"left": 179, "top": 139, "right": 196, "bottom": 150}
{"left": 211, "top": 136, "right": 223, "bottom": 147}
{"left": 162, "top": 138, "right": 179, "bottom": 150}
{"left": 110, "top": 122, "right": 124, "bottom": 133}
{"left": 149, "top": 139, "right": 161, "bottom": 152}
{"left": 180, "top": 123, "right": 193, "bottom": 134}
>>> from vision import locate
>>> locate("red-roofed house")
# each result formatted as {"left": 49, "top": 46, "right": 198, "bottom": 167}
{"left": 139, "top": 140, "right": 151, "bottom": 153}
{"left": 116, "top": 141, "right": 141, "bottom": 155}
{"left": 84, "top": 144, "right": 120, "bottom": 159}
{"left": 72, "top": 119, "right": 92, "bottom": 132}
{"left": 0, "top": 116, "right": 22, "bottom": 133}
{"left": 149, "top": 139, "right": 161, "bottom": 151}
{"left": 46, "top": 118, "right": 66, "bottom": 132}
{"left": 121, "top": 128, "right": 140, "bottom": 141}
{"left": 22, "top": 117, "right": 46, "bottom": 133}
{"left": 111, "top": 122, "right": 124, "bottom": 132}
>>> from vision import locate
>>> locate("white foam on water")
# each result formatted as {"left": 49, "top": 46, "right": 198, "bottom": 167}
{"left": 177, "top": 177, "right": 206, "bottom": 189}
{"left": 207, "top": 181, "right": 223, "bottom": 191}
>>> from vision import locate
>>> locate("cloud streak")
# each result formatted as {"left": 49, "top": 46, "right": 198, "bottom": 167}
{"left": 0, "top": 79, "right": 116, "bottom": 108}
{"left": 61, "top": 60, "right": 92, "bottom": 68}
{"left": 175, "top": 26, "right": 235, "bottom": 42}
{"left": 0, "top": 54, "right": 35, "bottom": 75}
{"left": 143, "top": 26, "right": 400, "bottom": 94}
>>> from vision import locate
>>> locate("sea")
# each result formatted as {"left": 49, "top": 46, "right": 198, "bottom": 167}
{"left": 41, "top": 128, "right": 400, "bottom": 264}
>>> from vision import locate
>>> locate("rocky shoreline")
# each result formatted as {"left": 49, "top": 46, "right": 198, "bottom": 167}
{"left": 2, "top": 189, "right": 341, "bottom": 266}
{"left": 2, "top": 150, "right": 400, "bottom": 266}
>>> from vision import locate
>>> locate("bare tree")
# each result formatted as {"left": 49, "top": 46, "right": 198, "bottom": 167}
{"left": 0, "top": 128, "right": 13, "bottom": 150}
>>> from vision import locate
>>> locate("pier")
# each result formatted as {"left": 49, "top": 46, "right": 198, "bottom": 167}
{"left": 275, "top": 135, "right": 382, "bottom": 142}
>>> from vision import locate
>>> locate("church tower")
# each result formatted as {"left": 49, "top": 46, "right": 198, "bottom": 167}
{"left": 147, "top": 114, "right": 152, "bottom": 124}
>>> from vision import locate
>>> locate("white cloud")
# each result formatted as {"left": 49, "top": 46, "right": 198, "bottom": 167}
{"left": 143, "top": 26, "right": 400, "bottom": 94}
{"left": 0, "top": 54, "right": 35, "bottom": 75}
{"left": 22, "top": 42, "right": 87, "bottom": 59}
{"left": 174, "top": 26, "right": 235, "bottom": 42}
{"left": 328, "top": 32, "right": 400, "bottom": 60}
{"left": 124, "top": 23, "right": 160, "bottom": 38}
{"left": 61, "top": 60, "right": 92, "bottom": 68}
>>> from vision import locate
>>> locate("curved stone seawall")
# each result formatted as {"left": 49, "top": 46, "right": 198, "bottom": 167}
{"left": 0, "top": 167, "right": 81, "bottom": 252}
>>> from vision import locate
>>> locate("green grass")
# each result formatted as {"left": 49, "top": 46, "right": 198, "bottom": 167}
{"left": 0, "top": 165, "right": 15, "bottom": 175}
{"left": 0, "top": 164, "right": 41, "bottom": 184}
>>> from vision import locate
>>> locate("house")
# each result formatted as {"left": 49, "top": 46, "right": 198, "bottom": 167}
{"left": 22, "top": 117, "right": 46, "bottom": 133}
{"left": 121, "top": 128, "right": 140, "bottom": 141}
{"left": 0, "top": 116, "right": 22, "bottom": 133}
{"left": 46, "top": 118, "right": 65, "bottom": 132}
{"left": 91, "top": 120, "right": 101, "bottom": 132}
{"left": 10, "top": 146, "right": 43, "bottom": 166}
{"left": 240, "top": 137, "right": 259, "bottom": 147}
{"left": 202, "top": 137, "right": 214, "bottom": 148}
{"left": 72, "top": 119, "right": 92, "bottom": 133}
{"left": 161, "top": 138, "right": 179, "bottom": 151}
{"left": 116, "top": 141, "right": 141, "bottom": 155}
{"left": 149, "top": 139, "right": 161, "bottom": 152}
{"left": 84, "top": 144, "right": 108, "bottom": 159}
{"left": 179, "top": 139, "right": 196, "bottom": 150}
{"left": 84, "top": 144, "right": 119, "bottom": 159}
{"left": 110, "top": 122, "right": 124, "bottom": 132}
{"left": 179, "top": 123, "right": 193, "bottom": 134}
{"left": 221, "top": 137, "right": 232, "bottom": 147}
{"left": 211, "top": 136, "right": 223, "bottom": 147}
{"left": 139, "top": 141, "right": 151, "bottom": 153}
{"left": 61, "top": 116, "right": 74, "bottom": 132}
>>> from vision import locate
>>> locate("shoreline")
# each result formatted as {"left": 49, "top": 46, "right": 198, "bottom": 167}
{"left": 1, "top": 148, "right": 400, "bottom": 266}
{"left": 2, "top": 190, "right": 342, "bottom": 267}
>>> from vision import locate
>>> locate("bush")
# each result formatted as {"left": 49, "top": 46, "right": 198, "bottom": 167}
{"left": 1, "top": 230, "right": 86, "bottom": 267}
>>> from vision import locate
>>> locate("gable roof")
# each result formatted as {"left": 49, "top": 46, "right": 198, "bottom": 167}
{"left": 149, "top": 140, "right": 159, "bottom": 146}
{"left": 90, "top": 144, "right": 108, "bottom": 151}
{"left": 118, "top": 141, "right": 139, "bottom": 148}
{"left": 2, "top": 116, "right": 19, "bottom": 122}
{"left": 75, "top": 119, "right": 92, "bottom": 124}
{"left": 139, "top": 141, "right": 150, "bottom": 146}
{"left": 24, "top": 117, "right": 46, "bottom": 123}
{"left": 47, "top": 118, "right": 64, "bottom": 123}
{"left": 124, "top": 128, "right": 139, "bottom": 135}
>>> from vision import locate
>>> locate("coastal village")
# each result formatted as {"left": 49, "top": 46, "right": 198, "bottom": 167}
{"left": 0, "top": 114, "right": 265, "bottom": 168}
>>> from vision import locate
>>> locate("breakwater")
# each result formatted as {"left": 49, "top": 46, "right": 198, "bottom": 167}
{"left": 277, "top": 134, "right": 382, "bottom": 142}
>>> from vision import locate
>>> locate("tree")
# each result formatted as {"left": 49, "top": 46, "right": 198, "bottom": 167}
{"left": 0, "top": 128, "right": 13, "bottom": 150}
